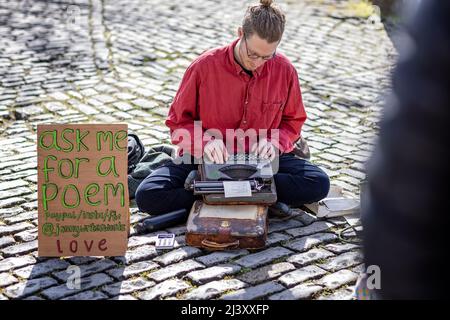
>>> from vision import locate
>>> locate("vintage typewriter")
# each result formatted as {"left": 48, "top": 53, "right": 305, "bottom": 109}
{"left": 185, "top": 153, "right": 277, "bottom": 205}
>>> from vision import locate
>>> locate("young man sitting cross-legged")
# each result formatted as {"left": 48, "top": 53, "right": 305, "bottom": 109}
{"left": 135, "top": 0, "right": 330, "bottom": 218}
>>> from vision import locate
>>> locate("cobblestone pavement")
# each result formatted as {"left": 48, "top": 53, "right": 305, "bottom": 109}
{"left": 0, "top": 0, "right": 396, "bottom": 300}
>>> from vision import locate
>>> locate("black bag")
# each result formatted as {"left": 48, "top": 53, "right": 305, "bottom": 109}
{"left": 291, "top": 136, "right": 311, "bottom": 160}
{"left": 127, "top": 133, "right": 145, "bottom": 174}
{"left": 127, "top": 143, "right": 177, "bottom": 199}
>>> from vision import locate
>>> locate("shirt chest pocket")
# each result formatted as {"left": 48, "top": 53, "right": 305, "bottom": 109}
{"left": 262, "top": 101, "right": 284, "bottom": 128}
{"left": 263, "top": 101, "right": 284, "bottom": 112}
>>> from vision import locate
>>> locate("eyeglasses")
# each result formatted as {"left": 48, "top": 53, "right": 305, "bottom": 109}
{"left": 243, "top": 35, "right": 277, "bottom": 61}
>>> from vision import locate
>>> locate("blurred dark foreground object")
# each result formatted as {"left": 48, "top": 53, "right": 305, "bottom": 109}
{"left": 134, "top": 208, "right": 188, "bottom": 234}
{"left": 363, "top": 0, "right": 450, "bottom": 299}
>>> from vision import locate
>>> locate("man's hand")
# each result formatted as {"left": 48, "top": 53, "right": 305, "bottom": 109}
{"left": 204, "top": 139, "right": 229, "bottom": 164}
{"left": 251, "top": 138, "right": 277, "bottom": 161}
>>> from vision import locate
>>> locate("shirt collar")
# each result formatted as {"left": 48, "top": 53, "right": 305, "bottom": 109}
{"left": 227, "top": 38, "right": 264, "bottom": 77}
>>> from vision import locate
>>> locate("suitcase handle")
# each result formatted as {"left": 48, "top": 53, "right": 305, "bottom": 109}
{"left": 201, "top": 239, "right": 240, "bottom": 249}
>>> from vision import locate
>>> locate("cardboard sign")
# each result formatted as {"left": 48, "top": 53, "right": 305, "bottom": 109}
{"left": 37, "top": 124, "right": 129, "bottom": 257}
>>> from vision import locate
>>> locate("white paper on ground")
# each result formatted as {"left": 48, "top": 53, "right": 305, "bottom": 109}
{"left": 321, "top": 198, "right": 360, "bottom": 212}
{"left": 304, "top": 185, "right": 362, "bottom": 218}
{"left": 315, "top": 197, "right": 360, "bottom": 218}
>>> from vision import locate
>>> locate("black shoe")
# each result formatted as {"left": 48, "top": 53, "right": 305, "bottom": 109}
{"left": 268, "top": 202, "right": 298, "bottom": 219}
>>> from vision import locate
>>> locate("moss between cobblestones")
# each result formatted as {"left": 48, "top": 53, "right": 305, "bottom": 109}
{"left": 144, "top": 268, "right": 158, "bottom": 277}
{"left": 92, "top": 286, "right": 101, "bottom": 292}
{"left": 35, "top": 293, "right": 46, "bottom": 300}
{"left": 142, "top": 57, "right": 156, "bottom": 63}
{"left": 236, "top": 267, "right": 252, "bottom": 275}
{"left": 221, "top": 289, "right": 236, "bottom": 297}
{"left": 129, "top": 275, "right": 141, "bottom": 281}
{"left": 182, "top": 278, "right": 197, "bottom": 288}
{"left": 314, "top": 258, "right": 329, "bottom": 264}
{"left": 311, "top": 288, "right": 330, "bottom": 300}
{"left": 175, "top": 284, "right": 194, "bottom": 299}
{"left": 328, "top": 226, "right": 343, "bottom": 234}
{"left": 140, "top": 271, "right": 151, "bottom": 278}
{"left": 271, "top": 257, "right": 287, "bottom": 264}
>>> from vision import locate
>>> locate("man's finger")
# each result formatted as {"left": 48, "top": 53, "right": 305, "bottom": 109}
{"left": 269, "top": 150, "right": 276, "bottom": 161}
{"left": 205, "top": 148, "right": 214, "bottom": 162}
{"left": 217, "top": 147, "right": 225, "bottom": 164}
{"left": 210, "top": 148, "right": 217, "bottom": 164}
{"left": 250, "top": 143, "right": 257, "bottom": 153}
{"left": 268, "top": 144, "right": 274, "bottom": 155}
{"left": 218, "top": 141, "right": 227, "bottom": 163}
{"left": 257, "top": 140, "right": 267, "bottom": 155}
{"left": 212, "top": 147, "right": 222, "bottom": 164}
{"left": 268, "top": 146, "right": 276, "bottom": 161}
{"left": 260, "top": 144, "right": 270, "bottom": 159}
{"left": 223, "top": 147, "right": 230, "bottom": 162}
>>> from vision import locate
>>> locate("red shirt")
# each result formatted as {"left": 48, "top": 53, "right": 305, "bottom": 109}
{"left": 166, "top": 38, "right": 307, "bottom": 158}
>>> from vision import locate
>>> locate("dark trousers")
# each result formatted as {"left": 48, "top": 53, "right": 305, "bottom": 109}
{"left": 135, "top": 153, "right": 330, "bottom": 215}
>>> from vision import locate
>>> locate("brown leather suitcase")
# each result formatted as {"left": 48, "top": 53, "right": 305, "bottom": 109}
{"left": 186, "top": 200, "right": 268, "bottom": 250}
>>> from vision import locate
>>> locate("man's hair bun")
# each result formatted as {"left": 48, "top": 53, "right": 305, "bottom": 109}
{"left": 260, "top": 0, "right": 273, "bottom": 7}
